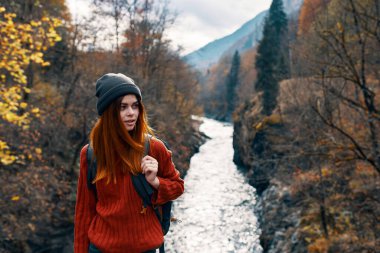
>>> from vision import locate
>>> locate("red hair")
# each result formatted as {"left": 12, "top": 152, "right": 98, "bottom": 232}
{"left": 90, "top": 96, "right": 153, "bottom": 184}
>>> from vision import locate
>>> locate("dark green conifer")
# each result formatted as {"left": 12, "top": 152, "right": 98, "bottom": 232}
{"left": 255, "top": 0, "right": 289, "bottom": 115}
{"left": 226, "top": 50, "right": 241, "bottom": 121}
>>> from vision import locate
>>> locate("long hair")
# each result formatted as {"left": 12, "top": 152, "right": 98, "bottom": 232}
{"left": 90, "top": 96, "right": 153, "bottom": 184}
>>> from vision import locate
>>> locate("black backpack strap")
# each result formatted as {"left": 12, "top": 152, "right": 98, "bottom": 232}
{"left": 160, "top": 201, "right": 172, "bottom": 234}
{"left": 131, "top": 173, "right": 166, "bottom": 253}
{"left": 133, "top": 173, "right": 154, "bottom": 208}
{"left": 86, "top": 144, "right": 97, "bottom": 196}
{"left": 131, "top": 134, "right": 155, "bottom": 210}
{"left": 130, "top": 134, "right": 164, "bottom": 221}
{"left": 159, "top": 243, "right": 165, "bottom": 253}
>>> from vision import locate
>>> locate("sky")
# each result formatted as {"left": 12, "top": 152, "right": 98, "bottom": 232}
{"left": 66, "top": 0, "right": 272, "bottom": 55}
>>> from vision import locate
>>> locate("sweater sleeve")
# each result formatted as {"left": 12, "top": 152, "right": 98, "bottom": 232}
{"left": 151, "top": 138, "right": 185, "bottom": 205}
{"left": 74, "top": 144, "right": 97, "bottom": 253}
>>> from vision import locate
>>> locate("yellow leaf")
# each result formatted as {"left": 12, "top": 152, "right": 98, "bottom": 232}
{"left": 11, "top": 195, "right": 20, "bottom": 201}
{"left": 30, "top": 20, "right": 40, "bottom": 27}
{"left": 20, "top": 102, "right": 27, "bottom": 109}
{"left": 321, "top": 167, "right": 331, "bottom": 177}
{"left": 35, "top": 148, "right": 42, "bottom": 154}
{"left": 31, "top": 108, "right": 40, "bottom": 114}
{"left": 1, "top": 156, "right": 16, "bottom": 165}
{"left": 0, "top": 140, "right": 9, "bottom": 149}
{"left": 267, "top": 114, "right": 282, "bottom": 125}
{"left": 336, "top": 22, "right": 343, "bottom": 32}
{"left": 41, "top": 61, "right": 50, "bottom": 67}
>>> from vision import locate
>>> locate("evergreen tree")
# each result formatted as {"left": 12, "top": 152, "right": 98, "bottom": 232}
{"left": 226, "top": 50, "right": 241, "bottom": 121}
{"left": 255, "top": 0, "right": 289, "bottom": 115}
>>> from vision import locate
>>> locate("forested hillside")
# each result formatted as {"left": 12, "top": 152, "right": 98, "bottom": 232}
{"left": 0, "top": 1, "right": 203, "bottom": 252}
{"left": 233, "top": 0, "right": 379, "bottom": 252}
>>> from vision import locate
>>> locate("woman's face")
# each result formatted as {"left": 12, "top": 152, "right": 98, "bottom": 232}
{"left": 119, "top": 94, "right": 140, "bottom": 131}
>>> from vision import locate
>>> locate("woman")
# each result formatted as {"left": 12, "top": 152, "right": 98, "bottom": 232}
{"left": 74, "top": 73, "right": 184, "bottom": 253}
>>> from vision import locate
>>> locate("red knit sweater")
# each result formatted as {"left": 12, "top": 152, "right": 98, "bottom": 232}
{"left": 74, "top": 138, "right": 184, "bottom": 253}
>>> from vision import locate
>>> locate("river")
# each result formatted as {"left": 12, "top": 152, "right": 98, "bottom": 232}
{"left": 165, "top": 117, "right": 262, "bottom": 253}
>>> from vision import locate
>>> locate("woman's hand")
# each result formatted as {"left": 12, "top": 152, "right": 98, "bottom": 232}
{"left": 141, "top": 155, "right": 160, "bottom": 189}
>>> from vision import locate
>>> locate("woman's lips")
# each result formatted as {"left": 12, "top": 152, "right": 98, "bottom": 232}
{"left": 124, "top": 120, "right": 135, "bottom": 126}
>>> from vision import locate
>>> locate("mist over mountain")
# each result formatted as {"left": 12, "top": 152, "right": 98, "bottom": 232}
{"left": 184, "top": 0, "right": 304, "bottom": 70}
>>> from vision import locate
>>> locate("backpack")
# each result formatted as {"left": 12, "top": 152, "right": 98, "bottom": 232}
{"left": 86, "top": 135, "right": 172, "bottom": 253}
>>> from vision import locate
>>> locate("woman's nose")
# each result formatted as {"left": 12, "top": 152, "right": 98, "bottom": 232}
{"left": 126, "top": 106, "right": 134, "bottom": 114}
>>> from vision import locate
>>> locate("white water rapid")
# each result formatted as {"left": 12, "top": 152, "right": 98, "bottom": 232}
{"left": 165, "top": 117, "right": 262, "bottom": 253}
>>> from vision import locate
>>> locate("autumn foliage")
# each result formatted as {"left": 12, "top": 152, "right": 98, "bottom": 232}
{"left": 0, "top": 6, "right": 61, "bottom": 165}
{"left": 233, "top": 0, "right": 379, "bottom": 252}
{"left": 298, "top": 0, "right": 332, "bottom": 34}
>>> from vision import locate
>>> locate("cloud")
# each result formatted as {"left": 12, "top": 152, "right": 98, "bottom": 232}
{"left": 65, "top": 0, "right": 271, "bottom": 55}
{"left": 167, "top": 0, "right": 271, "bottom": 54}
{"left": 172, "top": 0, "right": 268, "bottom": 28}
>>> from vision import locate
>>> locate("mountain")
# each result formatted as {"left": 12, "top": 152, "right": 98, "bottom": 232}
{"left": 183, "top": 11, "right": 267, "bottom": 70}
{"left": 184, "top": 0, "right": 304, "bottom": 70}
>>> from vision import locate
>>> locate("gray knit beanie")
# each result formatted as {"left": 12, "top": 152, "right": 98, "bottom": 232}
{"left": 95, "top": 73, "right": 142, "bottom": 116}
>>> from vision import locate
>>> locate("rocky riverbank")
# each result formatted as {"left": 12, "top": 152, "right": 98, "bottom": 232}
{"left": 233, "top": 93, "right": 379, "bottom": 253}
{"left": 233, "top": 96, "right": 305, "bottom": 252}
